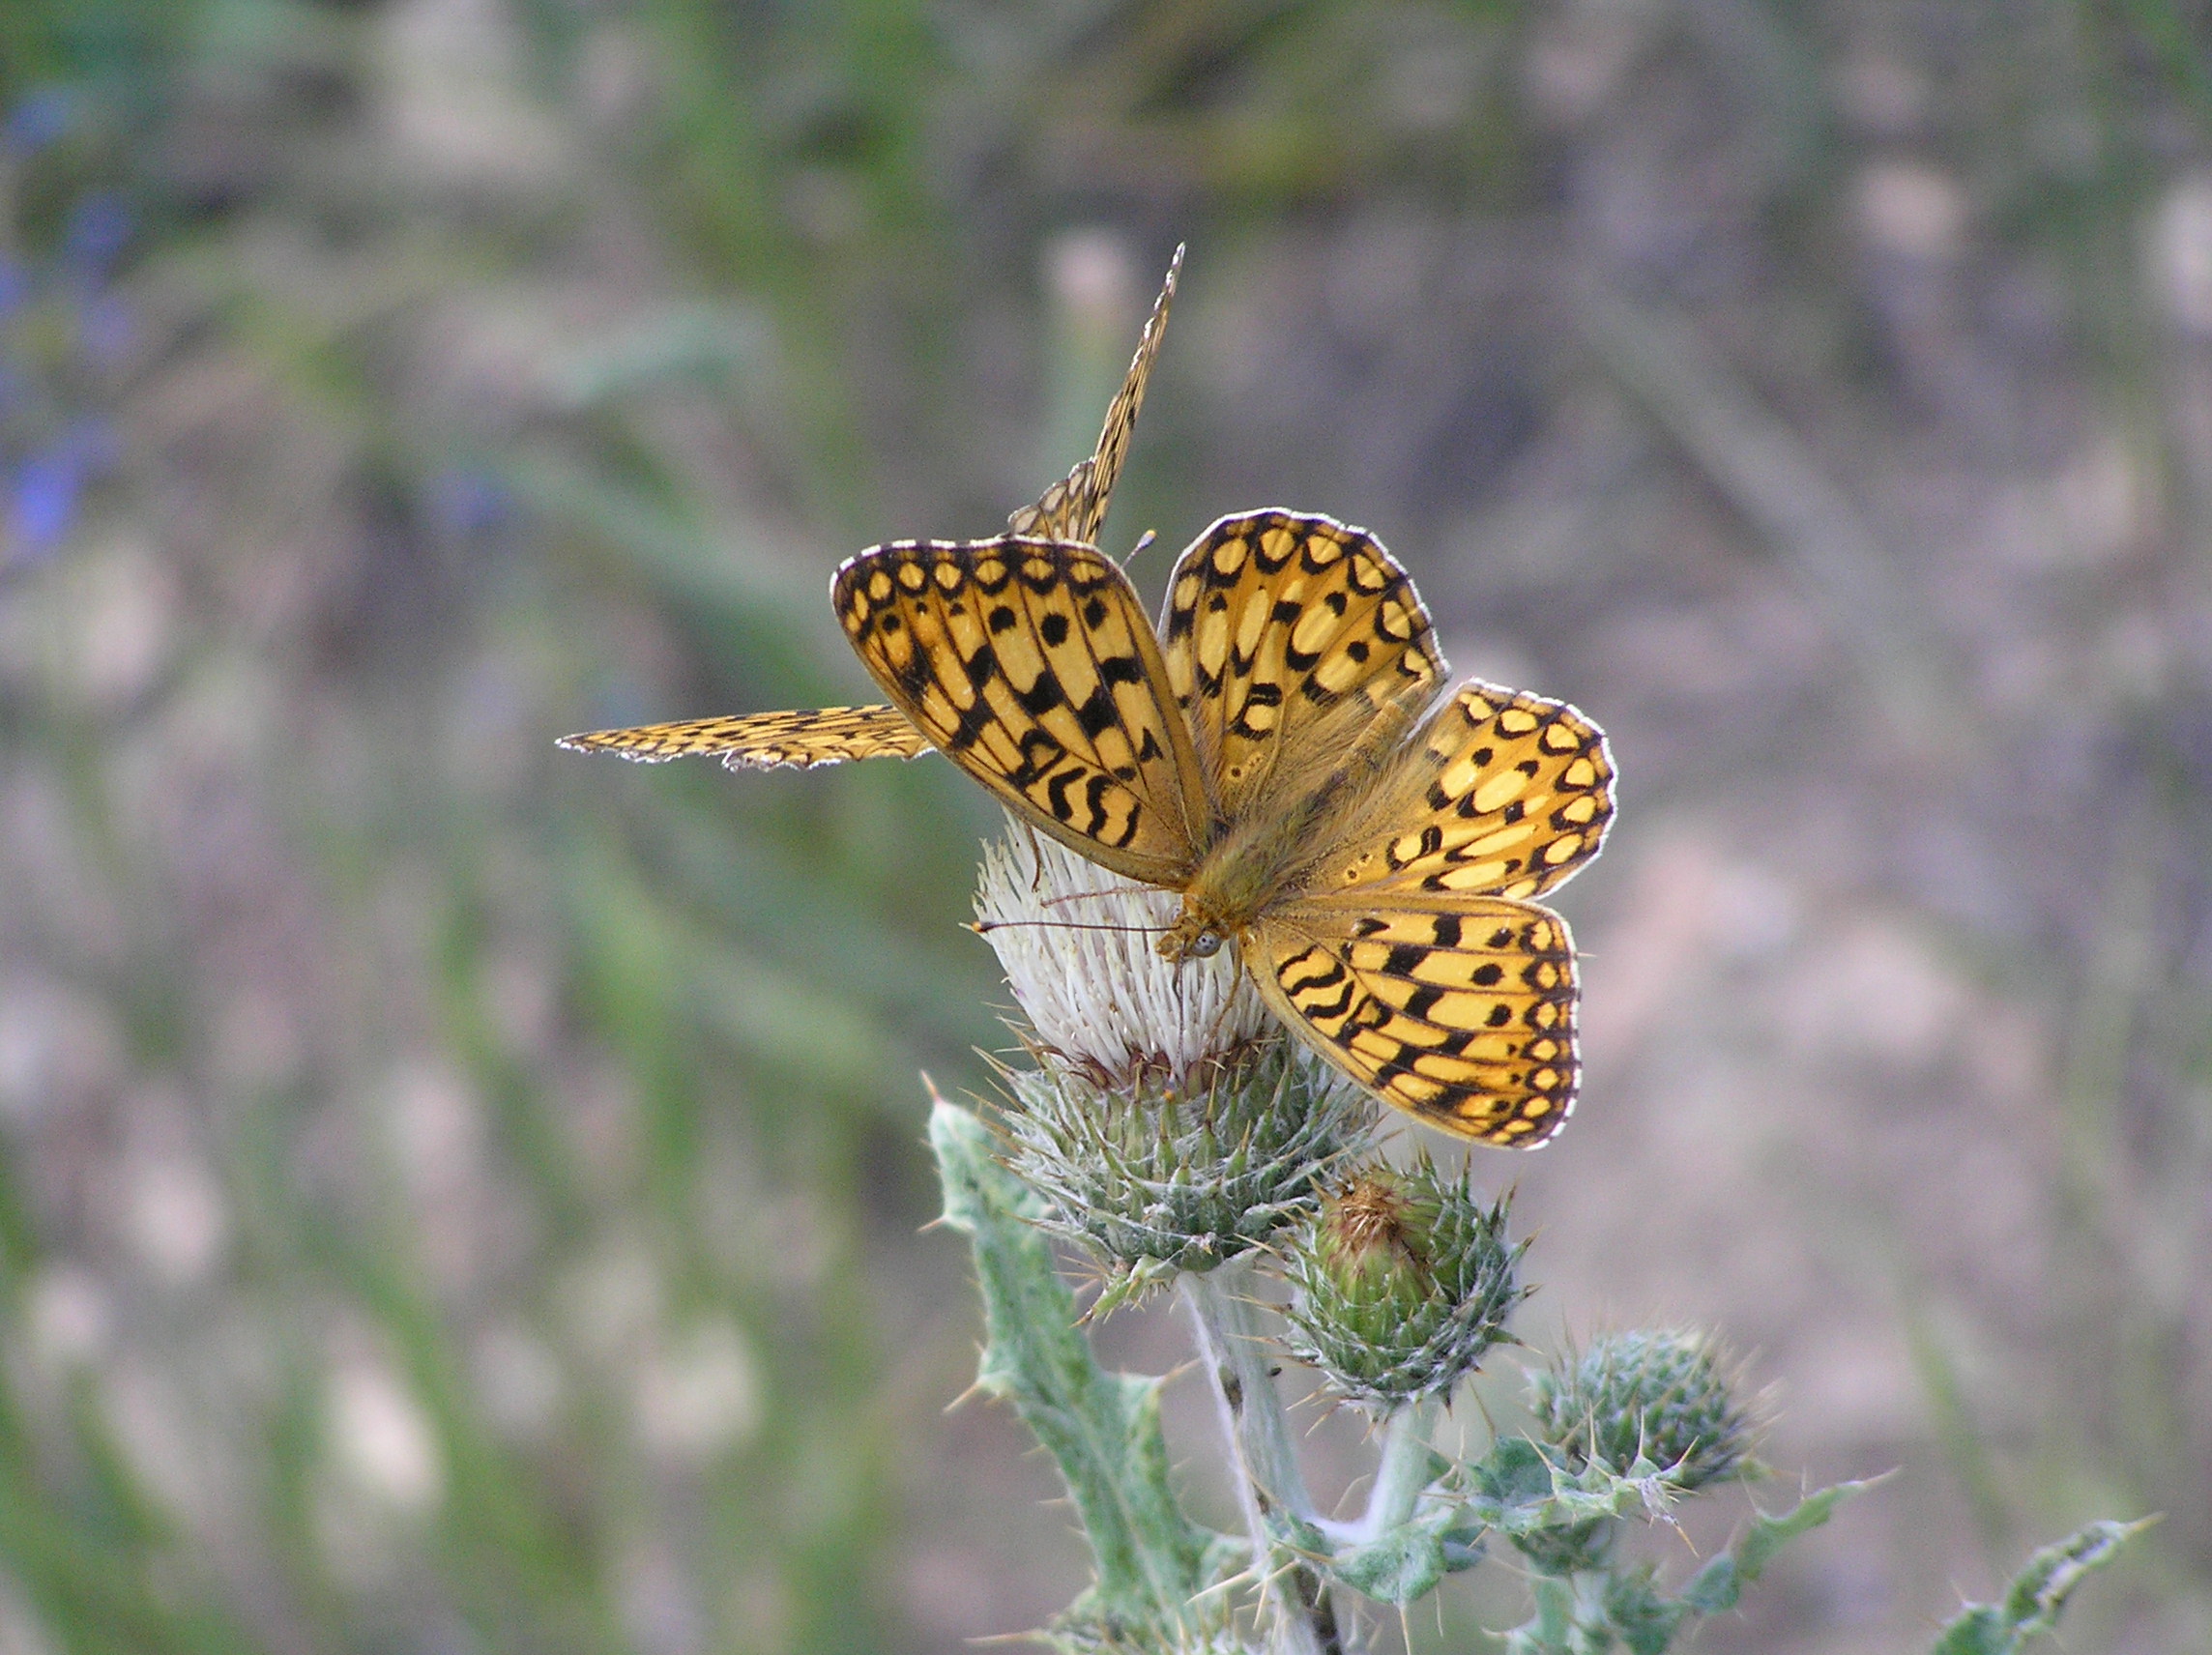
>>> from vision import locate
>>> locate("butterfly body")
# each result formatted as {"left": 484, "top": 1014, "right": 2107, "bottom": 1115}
{"left": 1161, "top": 697, "right": 1422, "bottom": 960}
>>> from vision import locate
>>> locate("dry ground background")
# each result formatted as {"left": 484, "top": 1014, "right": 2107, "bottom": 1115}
{"left": 0, "top": 0, "right": 2206, "bottom": 1650}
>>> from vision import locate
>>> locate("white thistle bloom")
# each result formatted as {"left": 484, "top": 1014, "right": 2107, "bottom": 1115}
{"left": 974, "top": 819, "right": 1272, "bottom": 1086}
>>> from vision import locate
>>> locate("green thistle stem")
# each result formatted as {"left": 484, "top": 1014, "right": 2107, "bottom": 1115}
{"left": 1508, "top": 1569, "right": 1612, "bottom": 1655}
{"left": 1361, "top": 1403, "right": 1435, "bottom": 1540}
{"left": 1179, "top": 1260, "right": 1339, "bottom": 1655}
{"left": 1314, "top": 1402, "right": 1436, "bottom": 1552}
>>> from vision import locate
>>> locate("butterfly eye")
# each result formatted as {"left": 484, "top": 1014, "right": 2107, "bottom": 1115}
{"left": 1188, "top": 928, "right": 1225, "bottom": 958}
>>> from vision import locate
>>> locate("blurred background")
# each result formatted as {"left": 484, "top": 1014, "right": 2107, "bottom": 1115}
{"left": 0, "top": 0, "right": 2205, "bottom": 1650}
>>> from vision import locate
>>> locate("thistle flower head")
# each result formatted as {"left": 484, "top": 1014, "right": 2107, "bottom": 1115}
{"left": 977, "top": 822, "right": 1374, "bottom": 1302}
{"left": 999, "top": 1036, "right": 1375, "bottom": 1301}
{"left": 1282, "top": 1158, "right": 1527, "bottom": 1412}
{"left": 975, "top": 826, "right": 1272, "bottom": 1089}
{"left": 1528, "top": 1329, "right": 1762, "bottom": 1493}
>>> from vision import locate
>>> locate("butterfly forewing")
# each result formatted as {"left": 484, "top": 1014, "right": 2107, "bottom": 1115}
{"left": 1253, "top": 900, "right": 1579, "bottom": 1146}
{"left": 557, "top": 706, "right": 930, "bottom": 769}
{"left": 1160, "top": 511, "right": 1444, "bottom": 817}
{"left": 1318, "top": 682, "right": 1615, "bottom": 904}
{"left": 1008, "top": 246, "right": 1180, "bottom": 547}
{"left": 834, "top": 537, "right": 1208, "bottom": 886}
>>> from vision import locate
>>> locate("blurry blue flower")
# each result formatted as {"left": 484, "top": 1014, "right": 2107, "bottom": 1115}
{"left": 9, "top": 444, "right": 87, "bottom": 558}
{"left": 5, "top": 423, "right": 113, "bottom": 564}
{"left": 426, "top": 468, "right": 513, "bottom": 537}
{"left": 3, "top": 89, "right": 73, "bottom": 157}
{"left": 62, "top": 191, "right": 131, "bottom": 279}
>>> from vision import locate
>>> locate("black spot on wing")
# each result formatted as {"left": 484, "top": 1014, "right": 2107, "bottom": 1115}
{"left": 1074, "top": 684, "right": 1117, "bottom": 739}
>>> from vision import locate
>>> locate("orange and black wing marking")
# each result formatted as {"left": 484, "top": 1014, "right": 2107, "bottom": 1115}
{"left": 1158, "top": 511, "right": 1444, "bottom": 818}
{"left": 833, "top": 537, "right": 1208, "bottom": 886}
{"left": 1316, "top": 683, "right": 1615, "bottom": 904}
{"left": 558, "top": 705, "right": 929, "bottom": 769}
{"left": 1008, "top": 246, "right": 1180, "bottom": 548}
{"left": 1253, "top": 898, "right": 1580, "bottom": 1146}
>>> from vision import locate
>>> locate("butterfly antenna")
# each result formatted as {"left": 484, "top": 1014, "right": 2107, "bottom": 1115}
{"left": 968, "top": 917, "right": 1167, "bottom": 940}
{"left": 1038, "top": 886, "right": 1143, "bottom": 915}
{"left": 1115, "top": 528, "right": 1157, "bottom": 569}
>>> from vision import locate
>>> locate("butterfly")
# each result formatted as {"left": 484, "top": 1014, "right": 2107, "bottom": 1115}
{"left": 562, "top": 250, "right": 1615, "bottom": 1146}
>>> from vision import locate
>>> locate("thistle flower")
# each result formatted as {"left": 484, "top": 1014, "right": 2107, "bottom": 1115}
{"left": 1281, "top": 1159, "right": 1526, "bottom": 1412}
{"left": 974, "top": 827, "right": 1272, "bottom": 1088}
{"left": 975, "top": 824, "right": 1374, "bottom": 1298}
{"left": 1528, "top": 1329, "right": 1762, "bottom": 1494}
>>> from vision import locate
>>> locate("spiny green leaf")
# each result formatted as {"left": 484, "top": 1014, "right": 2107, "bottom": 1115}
{"left": 1465, "top": 1435, "right": 1684, "bottom": 1535}
{"left": 1323, "top": 1500, "right": 1483, "bottom": 1605}
{"left": 1605, "top": 1571, "right": 1681, "bottom": 1655}
{"left": 930, "top": 1096, "right": 1236, "bottom": 1631}
{"left": 1679, "top": 1476, "right": 1886, "bottom": 1616}
{"left": 1928, "top": 1519, "right": 2154, "bottom": 1655}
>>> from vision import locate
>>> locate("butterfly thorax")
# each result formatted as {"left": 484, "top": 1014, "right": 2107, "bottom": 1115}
{"left": 1152, "top": 847, "right": 1268, "bottom": 962}
{"left": 1157, "top": 756, "right": 1378, "bottom": 963}
{"left": 1152, "top": 808, "right": 1299, "bottom": 961}
{"left": 1157, "top": 681, "right": 1441, "bottom": 965}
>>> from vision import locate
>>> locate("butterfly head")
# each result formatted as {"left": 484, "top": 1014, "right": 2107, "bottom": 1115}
{"left": 1157, "top": 906, "right": 1234, "bottom": 963}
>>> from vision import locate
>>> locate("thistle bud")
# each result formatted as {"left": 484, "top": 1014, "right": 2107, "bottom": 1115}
{"left": 1528, "top": 1329, "right": 1761, "bottom": 1493}
{"left": 1282, "top": 1160, "right": 1526, "bottom": 1411}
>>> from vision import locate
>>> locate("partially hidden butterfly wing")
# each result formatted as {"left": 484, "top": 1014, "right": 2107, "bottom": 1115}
{"left": 568, "top": 253, "right": 1181, "bottom": 780}
{"left": 558, "top": 706, "right": 931, "bottom": 769}
{"left": 1008, "top": 246, "right": 1180, "bottom": 547}
{"left": 1158, "top": 511, "right": 1445, "bottom": 818}
{"left": 1252, "top": 899, "right": 1580, "bottom": 1146}
{"left": 834, "top": 537, "right": 1208, "bottom": 886}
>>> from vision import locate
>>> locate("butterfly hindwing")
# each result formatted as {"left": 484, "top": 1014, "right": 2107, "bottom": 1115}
{"left": 557, "top": 706, "right": 930, "bottom": 769}
{"left": 834, "top": 537, "right": 1208, "bottom": 886}
{"left": 1319, "top": 682, "right": 1615, "bottom": 904}
{"left": 1254, "top": 898, "right": 1579, "bottom": 1146}
{"left": 1160, "top": 511, "right": 1444, "bottom": 817}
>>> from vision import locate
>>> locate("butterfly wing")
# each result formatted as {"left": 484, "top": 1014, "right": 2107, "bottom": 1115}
{"left": 1251, "top": 682, "right": 1613, "bottom": 1146}
{"left": 1008, "top": 246, "right": 1180, "bottom": 547}
{"left": 1314, "top": 682, "right": 1615, "bottom": 903}
{"left": 558, "top": 705, "right": 931, "bottom": 769}
{"left": 1252, "top": 900, "right": 1579, "bottom": 1146}
{"left": 1158, "top": 510, "right": 1445, "bottom": 817}
{"left": 834, "top": 537, "right": 1208, "bottom": 886}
